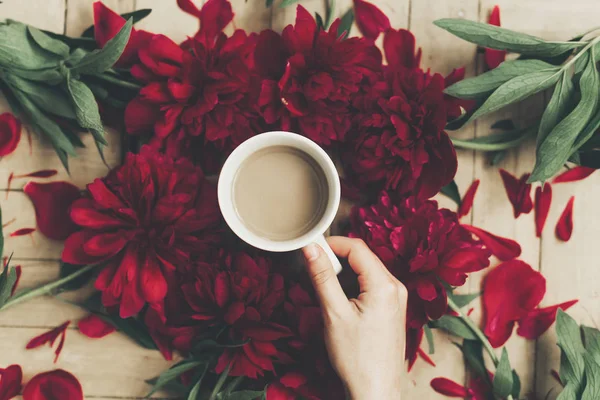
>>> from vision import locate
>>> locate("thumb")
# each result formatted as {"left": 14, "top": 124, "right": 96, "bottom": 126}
{"left": 302, "top": 243, "right": 349, "bottom": 313}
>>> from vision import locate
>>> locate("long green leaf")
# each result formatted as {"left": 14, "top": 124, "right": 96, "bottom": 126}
{"left": 146, "top": 360, "right": 205, "bottom": 398}
{"left": 67, "top": 78, "right": 105, "bottom": 137}
{"left": 0, "top": 263, "right": 18, "bottom": 309}
{"left": 531, "top": 54, "right": 599, "bottom": 182}
{"left": 227, "top": 391, "right": 265, "bottom": 400}
{"left": 445, "top": 59, "right": 555, "bottom": 100}
{"left": 537, "top": 70, "right": 575, "bottom": 151}
{"left": 187, "top": 363, "right": 210, "bottom": 400}
{"left": 468, "top": 69, "right": 561, "bottom": 122}
{"left": 429, "top": 315, "right": 477, "bottom": 340}
{"left": 5, "top": 74, "right": 76, "bottom": 119}
{"left": 0, "top": 21, "right": 61, "bottom": 69}
{"left": 72, "top": 19, "right": 132, "bottom": 75}
{"left": 556, "top": 310, "right": 586, "bottom": 390}
{"left": 457, "top": 340, "right": 491, "bottom": 386}
{"left": 557, "top": 382, "right": 579, "bottom": 400}
{"left": 582, "top": 354, "right": 600, "bottom": 400}
{"left": 27, "top": 26, "right": 69, "bottom": 58}
{"left": 337, "top": 9, "right": 354, "bottom": 39}
{"left": 423, "top": 325, "right": 435, "bottom": 355}
{"left": 440, "top": 180, "right": 461, "bottom": 206}
{"left": 492, "top": 348, "right": 514, "bottom": 398}
{"left": 280, "top": 0, "right": 300, "bottom": 7}
{"left": 573, "top": 107, "right": 600, "bottom": 152}
{"left": 449, "top": 292, "right": 481, "bottom": 308}
{"left": 434, "top": 19, "right": 584, "bottom": 57}
{"left": 582, "top": 326, "right": 600, "bottom": 365}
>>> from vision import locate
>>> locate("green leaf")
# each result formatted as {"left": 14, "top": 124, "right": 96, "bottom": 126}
{"left": 57, "top": 262, "right": 95, "bottom": 292}
{"left": 337, "top": 9, "right": 354, "bottom": 39}
{"left": 0, "top": 208, "right": 4, "bottom": 258}
{"left": 492, "top": 348, "right": 514, "bottom": 398}
{"left": 573, "top": 107, "right": 600, "bottom": 152}
{"left": 66, "top": 78, "right": 106, "bottom": 139}
{"left": 491, "top": 119, "right": 516, "bottom": 130}
{"left": 315, "top": 13, "right": 325, "bottom": 31}
{"left": 512, "top": 370, "right": 521, "bottom": 399}
{"left": 72, "top": 19, "right": 133, "bottom": 75}
{"left": 582, "top": 326, "right": 600, "bottom": 364}
{"left": 491, "top": 150, "right": 507, "bottom": 165}
{"left": 187, "top": 363, "right": 210, "bottom": 400}
{"left": 146, "top": 360, "right": 205, "bottom": 398}
{"left": 81, "top": 9, "right": 152, "bottom": 38}
{"left": 0, "top": 21, "right": 61, "bottom": 69}
{"left": 226, "top": 391, "right": 265, "bottom": 400}
{"left": 27, "top": 26, "right": 69, "bottom": 58}
{"left": 556, "top": 309, "right": 586, "bottom": 389}
{"left": 445, "top": 60, "right": 555, "bottom": 100}
{"left": 265, "top": 0, "right": 274, "bottom": 7}
{"left": 429, "top": 315, "right": 477, "bottom": 340}
{"left": 280, "top": 0, "right": 300, "bottom": 7}
{"left": 531, "top": 54, "right": 599, "bottom": 182}
{"left": 469, "top": 68, "right": 561, "bottom": 122}
{"left": 9, "top": 67, "right": 63, "bottom": 84}
{"left": 5, "top": 74, "right": 76, "bottom": 119}
{"left": 448, "top": 292, "right": 480, "bottom": 308}
{"left": 557, "top": 382, "right": 579, "bottom": 400}
{"left": 537, "top": 70, "right": 575, "bottom": 152}
{"left": 440, "top": 180, "right": 461, "bottom": 206}
{"left": 434, "top": 19, "right": 584, "bottom": 57}
{"left": 457, "top": 340, "right": 491, "bottom": 385}
{"left": 582, "top": 354, "right": 600, "bottom": 400}
{"left": 0, "top": 262, "right": 18, "bottom": 309}
{"left": 423, "top": 324, "right": 435, "bottom": 355}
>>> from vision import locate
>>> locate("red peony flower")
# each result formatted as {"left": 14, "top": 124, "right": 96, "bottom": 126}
{"left": 343, "top": 29, "right": 457, "bottom": 199}
{"left": 125, "top": 0, "right": 258, "bottom": 165}
{"left": 0, "top": 364, "right": 22, "bottom": 400}
{"left": 61, "top": 146, "right": 222, "bottom": 318}
{"left": 0, "top": 112, "right": 21, "bottom": 157}
{"left": 349, "top": 192, "right": 492, "bottom": 334}
{"left": 93, "top": 1, "right": 154, "bottom": 68}
{"left": 22, "top": 369, "right": 83, "bottom": 400}
{"left": 254, "top": 6, "right": 382, "bottom": 145}
{"left": 175, "top": 252, "right": 291, "bottom": 378}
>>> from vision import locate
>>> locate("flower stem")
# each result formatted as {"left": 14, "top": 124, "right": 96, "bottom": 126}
{"left": 92, "top": 72, "right": 142, "bottom": 91}
{"left": 451, "top": 126, "right": 537, "bottom": 152}
{"left": 1, "top": 263, "right": 97, "bottom": 310}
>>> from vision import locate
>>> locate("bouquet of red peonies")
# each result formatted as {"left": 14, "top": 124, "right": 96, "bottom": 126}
{"left": 0, "top": 1, "right": 596, "bottom": 399}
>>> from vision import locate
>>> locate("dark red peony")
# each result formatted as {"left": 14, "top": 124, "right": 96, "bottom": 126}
{"left": 343, "top": 29, "right": 457, "bottom": 199}
{"left": 62, "top": 146, "right": 222, "bottom": 318}
{"left": 125, "top": 0, "right": 259, "bottom": 165}
{"left": 254, "top": 5, "right": 382, "bottom": 145}
{"left": 349, "top": 192, "right": 492, "bottom": 361}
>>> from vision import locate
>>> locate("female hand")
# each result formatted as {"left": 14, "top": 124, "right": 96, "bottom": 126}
{"left": 302, "top": 236, "right": 407, "bottom": 400}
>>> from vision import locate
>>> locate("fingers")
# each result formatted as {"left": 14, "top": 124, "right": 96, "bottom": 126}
{"left": 302, "top": 243, "right": 350, "bottom": 314}
{"left": 327, "top": 236, "right": 394, "bottom": 292}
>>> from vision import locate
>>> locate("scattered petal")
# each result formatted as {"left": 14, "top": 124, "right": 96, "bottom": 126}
{"left": 9, "top": 228, "right": 36, "bottom": 237}
{"left": 462, "top": 225, "right": 521, "bottom": 261}
{"left": 534, "top": 184, "right": 552, "bottom": 237}
{"left": 552, "top": 166, "right": 596, "bottom": 184}
{"left": 22, "top": 369, "right": 83, "bottom": 400}
{"left": 26, "top": 321, "right": 71, "bottom": 363}
{"left": 417, "top": 348, "right": 436, "bottom": 367}
{"left": 482, "top": 260, "right": 546, "bottom": 347}
{"left": 23, "top": 181, "right": 82, "bottom": 241}
{"left": 484, "top": 6, "right": 506, "bottom": 70}
{"left": 10, "top": 265, "right": 21, "bottom": 296}
{"left": 14, "top": 170, "right": 58, "bottom": 179}
{"left": 551, "top": 369, "right": 562, "bottom": 385}
{"left": 517, "top": 299, "right": 578, "bottom": 340}
{"left": 0, "top": 364, "right": 23, "bottom": 400}
{"left": 0, "top": 113, "right": 21, "bottom": 157}
{"left": 430, "top": 377, "right": 469, "bottom": 397}
{"left": 555, "top": 196, "right": 575, "bottom": 242}
{"left": 5, "top": 172, "right": 14, "bottom": 198}
{"left": 353, "top": 0, "right": 391, "bottom": 42}
{"left": 458, "top": 179, "right": 480, "bottom": 218}
{"left": 78, "top": 314, "right": 116, "bottom": 339}
{"left": 467, "top": 307, "right": 474, "bottom": 317}
{"left": 499, "top": 169, "right": 533, "bottom": 218}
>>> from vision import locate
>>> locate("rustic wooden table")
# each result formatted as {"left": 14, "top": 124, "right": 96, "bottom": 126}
{"left": 1, "top": 0, "right": 599, "bottom": 399}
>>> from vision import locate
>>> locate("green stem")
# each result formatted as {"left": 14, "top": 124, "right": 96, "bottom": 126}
{"left": 451, "top": 126, "right": 536, "bottom": 151}
{"left": 2, "top": 263, "right": 96, "bottom": 310}
{"left": 91, "top": 73, "right": 142, "bottom": 90}
{"left": 209, "top": 366, "right": 230, "bottom": 400}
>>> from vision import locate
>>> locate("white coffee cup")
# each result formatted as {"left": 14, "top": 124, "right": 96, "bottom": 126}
{"left": 218, "top": 131, "right": 342, "bottom": 274}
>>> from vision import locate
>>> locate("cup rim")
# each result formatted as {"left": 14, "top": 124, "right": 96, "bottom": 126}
{"left": 217, "top": 131, "right": 341, "bottom": 252}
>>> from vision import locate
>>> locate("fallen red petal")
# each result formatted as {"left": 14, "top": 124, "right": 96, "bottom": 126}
{"left": 14, "top": 169, "right": 58, "bottom": 179}
{"left": 0, "top": 364, "right": 23, "bottom": 400}
{"left": 555, "top": 196, "right": 575, "bottom": 242}
{"left": 462, "top": 225, "right": 521, "bottom": 261}
{"left": 10, "top": 265, "right": 21, "bottom": 296}
{"left": 551, "top": 369, "right": 562, "bottom": 385}
{"left": 23, "top": 181, "right": 82, "bottom": 241}
{"left": 552, "top": 166, "right": 596, "bottom": 184}
{"left": 9, "top": 228, "right": 36, "bottom": 237}
{"left": 5, "top": 172, "right": 14, "bottom": 198}
{"left": 458, "top": 179, "right": 480, "bottom": 218}
{"left": 534, "top": 184, "right": 552, "bottom": 237}
{"left": 78, "top": 314, "right": 116, "bottom": 339}
{"left": 22, "top": 369, "right": 83, "bottom": 400}
{"left": 499, "top": 169, "right": 533, "bottom": 218}
{"left": 26, "top": 321, "right": 71, "bottom": 363}
{"left": 417, "top": 347, "right": 436, "bottom": 367}
{"left": 484, "top": 6, "right": 506, "bottom": 70}
{"left": 353, "top": 0, "right": 391, "bottom": 42}
{"left": 0, "top": 113, "right": 21, "bottom": 157}
{"left": 430, "top": 377, "right": 469, "bottom": 397}
{"left": 517, "top": 299, "right": 578, "bottom": 340}
{"left": 483, "top": 260, "right": 546, "bottom": 347}
{"left": 467, "top": 307, "right": 474, "bottom": 317}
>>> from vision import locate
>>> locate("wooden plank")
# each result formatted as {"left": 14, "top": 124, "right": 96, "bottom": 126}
{"left": 0, "top": 0, "right": 65, "bottom": 32}
{"left": 65, "top": 0, "right": 136, "bottom": 36}
{"left": 0, "top": 326, "right": 175, "bottom": 398}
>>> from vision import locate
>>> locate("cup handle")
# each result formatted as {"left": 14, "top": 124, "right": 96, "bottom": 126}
{"left": 315, "top": 235, "right": 342, "bottom": 275}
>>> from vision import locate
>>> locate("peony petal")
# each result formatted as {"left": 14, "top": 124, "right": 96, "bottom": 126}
{"left": 534, "top": 184, "right": 552, "bottom": 237}
{"left": 483, "top": 260, "right": 546, "bottom": 347}
{"left": 62, "top": 231, "right": 107, "bottom": 265}
{"left": 555, "top": 196, "right": 575, "bottom": 242}
{"left": 10, "top": 228, "right": 35, "bottom": 237}
{"left": 70, "top": 199, "right": 128, "bottom": 229}
{"left": 353, "top": 0, "right": 391, "bottom": 42}
{"left": 406, "top": 327, "right": 423, "bottom": 371}
{"left": 78, "top": 314, "right": 116, "bottom": 339}
{"left": 26, "top": 321, "right": 70, "bottom": 363}
{"left": 517, "top": 299, "right": 578, "bottom": 340}
{"left": 430, "top": 377, "right": 469, "bottom": 397}
{"left": 14, "top": 169, "right": 58, "bottom": 178}
{"left": 484, "top": 6, "right": 506, "bottom": 70}
{"left": 139, "top": 253, "right": 168, "bottom": 303}
{"left": 552, "top": 166, "right": 596, "bottom": 183}
{"left": 10, "top": 265, "right": 21, "bottom": 296}
{"left": 383, "top": 29, "right": 421, "bottom": 70}
{"left": 499, "top": 169, "right": 533, "bottom": 218}
{"left": 458, "top": 179, "right": 480, "bottom": 219}
{"left": 0, "top": 364, "right": 23, "bottom": 400}
{"left": 417, "top": 348, "right": 436, "bottom": 367}
{"left": 22, "top": 369, "right": 83, "bottom": 400}
{"left": 23, "top": 181, "right": 82, "bottom": 240}
{"left": 83, "top": 232, "right": 128, "bottom": 258}
{"left": 198, "top": 0, "right": 234, "bottom": 40}
{"left": 416, "top": 279, "right": 438, "bottom": 301}
{"left": 176, "top": 0, "right": 202, "bottom": 17}
{"left": 463, "top": 225, "right": 521, "bottom": 261}
{"left": 124, "top": 97, "right": 160, "bottom": 135}
{"left": 0, "top": 112, "right": 22, "bottom": 157}
{"left": 224, "top": 301, "right": 245, "bottom": 325}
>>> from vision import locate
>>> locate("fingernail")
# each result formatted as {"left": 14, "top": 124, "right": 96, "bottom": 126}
{"left": 303, "top": 243, "right": 319, "bottom": 261}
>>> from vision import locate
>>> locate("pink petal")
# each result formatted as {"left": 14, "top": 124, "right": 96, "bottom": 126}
{"left": 555, "top": 196, "right": 575, "bottom": 241}
{"left": 553, "top": 166, "right": 596, "bottom": 183}
{"left": 430, "top": 377, "right": 469, "bottom": 397}
{"left": 22, "top": 369, "right": 83, "bottom": 400}
{"left": 78, "top": 314, "right": 116, "bottom": 339}
{"left": 534, "top": 184, "right": 552, "bottom": 237}
{"left": 517, "top": 299, "right": 578, "bottom": 339}
{"left": 462, "top": 225, "right": 521, "bottom": 261}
